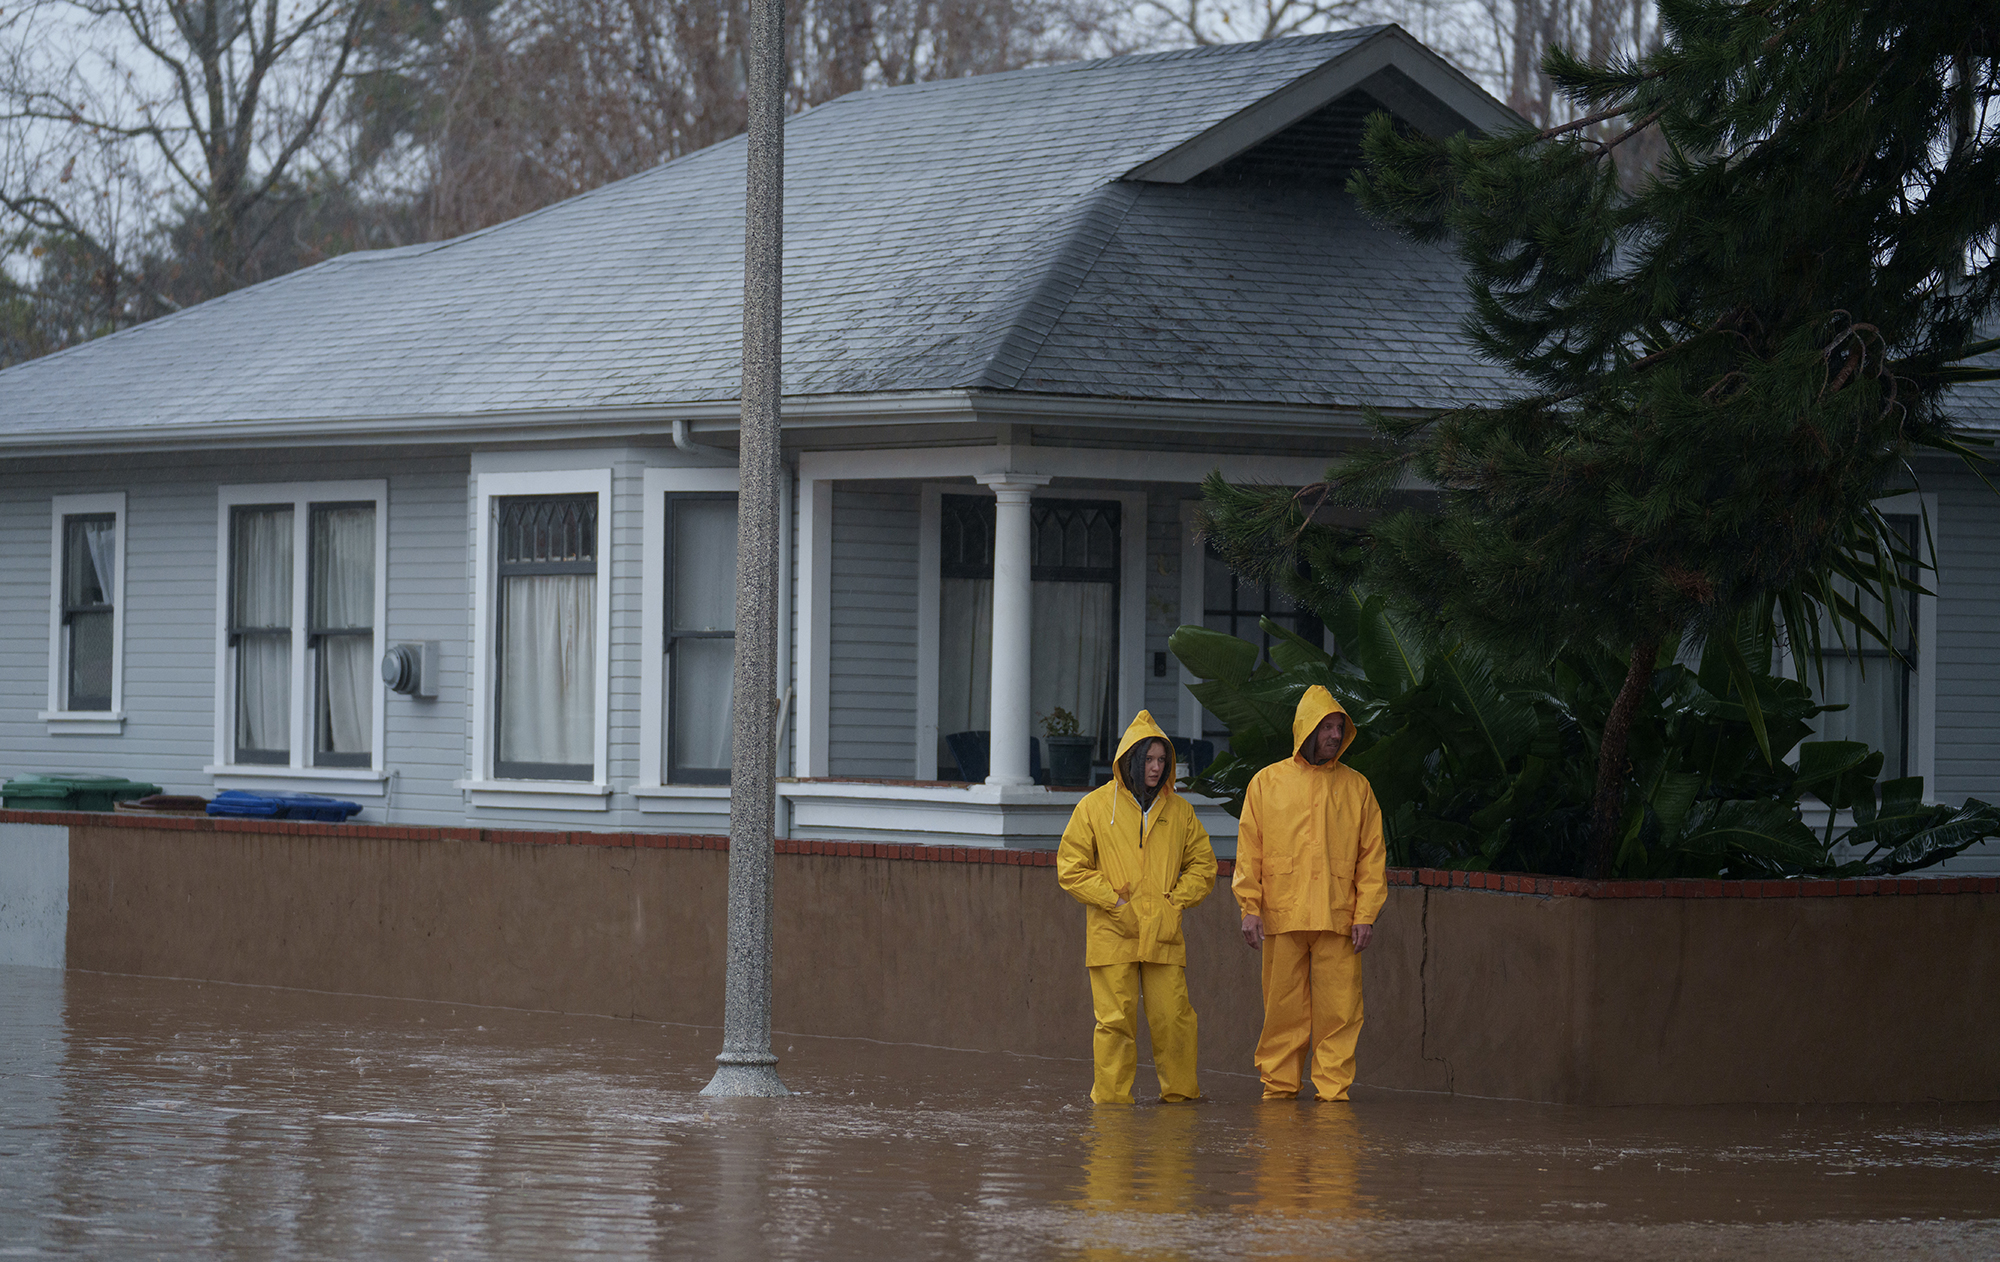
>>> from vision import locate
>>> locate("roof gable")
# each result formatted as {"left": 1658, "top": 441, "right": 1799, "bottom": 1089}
{"left": 1123, "top": 26, "right": 1520, "bottom": 185}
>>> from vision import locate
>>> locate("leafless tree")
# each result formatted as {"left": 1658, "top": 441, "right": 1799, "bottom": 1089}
{"left": 1, "top": 0, "right": 377, "bottom": 306}
{"left": 1134, "top": 0, "right": 1371, "bottom": 46}
{"left": 366, "top": 0, "right": 1121, "bottom": 240}
{"left": 1128, "top": 0, "right": 1661, "bottom": 174}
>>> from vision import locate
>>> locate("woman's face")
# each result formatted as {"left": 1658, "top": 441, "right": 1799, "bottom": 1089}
{"left": 1143, "top": 740, "right": 1168, "bottom": 788}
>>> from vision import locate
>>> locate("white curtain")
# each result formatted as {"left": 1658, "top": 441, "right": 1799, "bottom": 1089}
{"left": 1809, "top": 567, "right": 1912, "bottom": 777}
{"left": 1812, "top": 657, "right": 1908, "bottom": 778}
{"left": 499, "top": 574, "right": 596, "bottom": 769}
{"left": 937, "top": 577, "right": 1114, "bottom": 770}
{"left": 79, "top": 518, "right": 114, "bottom": 603}
{"left": 938, "top": 577, "right": 993, "bottom": 766}
{"left": 234, "top": 508, "right": 293, "bottom": 755}
{"left": 1031, "top": 582, "right": 1116, "bottom": 752}
{"left": 315, "top": 507, "right": 375, "bottom": 757}
{"left": 669, "top": 498, "right": 738, "bottom": 776}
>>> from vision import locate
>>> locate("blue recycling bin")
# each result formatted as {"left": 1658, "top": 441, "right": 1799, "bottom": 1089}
{"left": 207, "top": 789, "right": 363, "bottom": 823}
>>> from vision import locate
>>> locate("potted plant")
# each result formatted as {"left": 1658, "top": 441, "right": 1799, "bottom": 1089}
{"left": 1041, "top": 708, "right": 1095, "bottom": 787}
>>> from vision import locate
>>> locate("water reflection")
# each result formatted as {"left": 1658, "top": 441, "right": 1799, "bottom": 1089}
{"left": 1070, "top": 1106, "right": 1201, "bottom": 1259}
{"left": 1247, "top": 1102, "right": 1369, "bottom": 1225}
{"left": 3, "top": 968, "right": 1997, "bottom": 1260}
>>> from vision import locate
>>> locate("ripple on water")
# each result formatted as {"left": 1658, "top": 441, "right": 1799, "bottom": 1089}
{"left": 1, "top": 966, "right": 1995, "bottom": 1259}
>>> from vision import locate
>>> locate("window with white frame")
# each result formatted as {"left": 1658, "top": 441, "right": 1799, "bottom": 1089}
{"left": 936, "top": 494, "right": 1122, "bottom": 769}
{"left": 48, "top": 493, "right": 125, "bottom": 720}
{"left": 493, "top": 495, "right": 599, "bottom": 781}
{"left": 217, "top": 483, "right": 385, "bottom": 770}
{"left": 469, "top": 469, "right": 612, "bottom": 793}
{"left": 1810, "top": 513, "right": 1919, "bottom": 778}
{"left": 665, "top": 492, "right": 738, "bottom": 784}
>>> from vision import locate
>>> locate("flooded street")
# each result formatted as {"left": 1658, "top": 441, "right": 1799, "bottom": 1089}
{"left": 2, "top": 964, "right": 1995, "bottom": 1259}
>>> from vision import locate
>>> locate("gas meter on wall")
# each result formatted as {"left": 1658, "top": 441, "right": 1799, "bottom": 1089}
{"left": 380, "top": 641, "right": 440, "bottom": 699}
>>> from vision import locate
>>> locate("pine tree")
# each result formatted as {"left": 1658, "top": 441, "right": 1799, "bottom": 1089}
{"left": 1203, "top": 0, "right": 2000, "bottom": 876}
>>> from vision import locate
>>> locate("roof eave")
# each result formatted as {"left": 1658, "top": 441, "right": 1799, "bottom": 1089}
{"left": 0, "top": 390, "right": 1388, "bottom": 458}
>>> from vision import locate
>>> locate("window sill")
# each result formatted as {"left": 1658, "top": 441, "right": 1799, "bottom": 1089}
{"left": 205, "top": 765, "right": 391, "bottom": 799}
{"left": 456, "top": 779, "right": 613, "bottom": 812}
{"left": 40, "top": 710, "right": 125, "bottom": 735}
{"left": 632, "top": 784, "right": 730, "bottom": 812}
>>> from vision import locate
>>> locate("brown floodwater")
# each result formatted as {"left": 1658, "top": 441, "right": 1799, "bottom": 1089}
{"left": 2, "top": 965, "right": 1994, "bottom": 1260}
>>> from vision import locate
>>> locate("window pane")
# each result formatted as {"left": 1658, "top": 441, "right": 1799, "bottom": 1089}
{"left": 64, "top": 516, "right": 114, "bottom": 607}
{"left": 317, "top": 636, "right": 373, "bottom": 760}
{"left": 1204, "top": 549, "right": 1233, "bottom": 611}
{"left": 670, "top": 499, "right": 738, "bottom": 632}
{"left": 671, "top": 637, "right": 735, "bottom": 778}
{"left": 498, "top": 573, "right": 596, "bottom": 774}
{"left": 938, "top": 577, "right": 993, "bottom": 756}
{"left": 233, "top": 507, "right": 293, "bottom": 760}
{"left": 1813, "top": 654, "right": 1909, "bottom": 778}
{"left": 67, "top": 609, "right": 113, "bottom": 711}
{"left": 311, "top": 505, "right": 375, "bottom": 631}
{"left": 499, "top": 496, "right": 596, "bottom": 568}
{"left": 237, "top": 632, "right": 291, "bottom": 759}
{"left": 233, "top": 508, "right": 293, "bottom": 629}
{"left": 1030, "top": 581, "right": 1117, "bottom": 759}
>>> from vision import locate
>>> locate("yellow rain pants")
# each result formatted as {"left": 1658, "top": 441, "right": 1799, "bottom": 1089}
{"left": 1255, "top": 929, "right": 1363, "bottom": 1100}
{"left": 1089, "top": 961, "right": 1200, "bottom": 1104}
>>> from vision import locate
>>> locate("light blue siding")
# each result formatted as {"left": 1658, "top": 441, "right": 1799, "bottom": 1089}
{"left": 1928, "top": 462, "right": 2000, "bottom": 872}
{"left": 827, "top": 484, "right": 919, "bottom": 778}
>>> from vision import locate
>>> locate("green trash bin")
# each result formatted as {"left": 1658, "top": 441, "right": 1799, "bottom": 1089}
{"left": 2, "top": 773, "right": 163, "bottom": 812}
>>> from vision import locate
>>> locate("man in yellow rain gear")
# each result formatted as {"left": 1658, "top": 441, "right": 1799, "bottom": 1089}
{"left": 1056, "top": 710, "right": 1218, "bottom": 1104}
{"left": 1234, "top": 685, "right": 1386, "bottom": 1101}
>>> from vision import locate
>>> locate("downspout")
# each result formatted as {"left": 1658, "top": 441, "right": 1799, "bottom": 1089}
{"left": 672, "top": 418, "right": 735, "bottom": 462}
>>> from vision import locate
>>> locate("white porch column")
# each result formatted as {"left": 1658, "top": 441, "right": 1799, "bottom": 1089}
{"left": 977, "top": 474, "right": 1051, "bottom": 786}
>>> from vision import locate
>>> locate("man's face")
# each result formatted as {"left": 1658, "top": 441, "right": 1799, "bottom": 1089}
{"left": 1310, "top": 712, "right": 1347, "bottom": 763}
{"left": 1142, "top": 742, "right": 1168, "bottom": 788}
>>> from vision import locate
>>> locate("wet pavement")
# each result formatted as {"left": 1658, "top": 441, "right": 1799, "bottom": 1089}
{"left": 1, "top": 965, "right": 1995, "bottom": 1259}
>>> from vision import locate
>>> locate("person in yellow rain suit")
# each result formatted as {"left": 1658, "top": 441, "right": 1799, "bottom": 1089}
{"left": 1234, "top": 685, "right": 1387, "bottom": 1101}
{"left": 1056, "top": 710, "right": 1218, "bottom": 1104}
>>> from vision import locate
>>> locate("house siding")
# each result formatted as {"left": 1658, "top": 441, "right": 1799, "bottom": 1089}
{"left": 0, "top": 451, "right": 470, "bottom": 814}
{"left": 378, "top": 463, "right": 473, "bottom": 823}
{"left": 827, "top": 484, "right": 919, "bottom": 778}
{"left": 0, "top": 446, "right": 1992, "bottom": 871}
{"left": 1930, "top": 462, "right": 2000, "bottom": 873}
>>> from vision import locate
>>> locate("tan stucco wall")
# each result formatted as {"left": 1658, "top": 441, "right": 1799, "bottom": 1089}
{"left": 65, "top": 825, "right": 1997, "bottom": 1104}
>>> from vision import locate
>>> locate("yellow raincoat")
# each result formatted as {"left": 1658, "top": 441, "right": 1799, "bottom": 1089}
{"left": 1057, "top": 710, "right": 1218, "bottom": 966}
{"left": 1057, "top": 710, "right": 1217, "bottom": 1102}
{"left": 1231, "top": 685, "right": 1387, "bottom": 1100}
{"left": 1232, "top": 686, "right": 1387, "bottom": 936}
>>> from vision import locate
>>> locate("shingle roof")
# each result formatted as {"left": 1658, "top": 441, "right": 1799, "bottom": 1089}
{"left": 998, "top": 181, "right": 1511, "bottom": 408}
{"left": 34, "top": 28, "right": 1992, "bottom": 442}
{"left": 1, "top": 27, "right": 1505, "bottom": 440}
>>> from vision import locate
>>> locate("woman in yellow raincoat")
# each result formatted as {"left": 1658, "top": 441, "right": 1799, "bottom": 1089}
{"left": 1056, "top": 710, "right": 1218, "bottom": 1103}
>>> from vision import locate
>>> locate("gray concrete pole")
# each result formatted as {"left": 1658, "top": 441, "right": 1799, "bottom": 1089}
{"left": 702, "top": 0, "right": 788, "bottom": 1099}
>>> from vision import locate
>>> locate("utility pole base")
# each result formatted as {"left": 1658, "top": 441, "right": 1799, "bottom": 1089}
{"left": 700, "top": 1056, "right": 790, "bottom": 1097}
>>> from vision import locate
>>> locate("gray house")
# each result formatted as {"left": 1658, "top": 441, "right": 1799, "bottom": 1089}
{"left": 0, "top": 26, "right": 1993, "bottom": 869}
